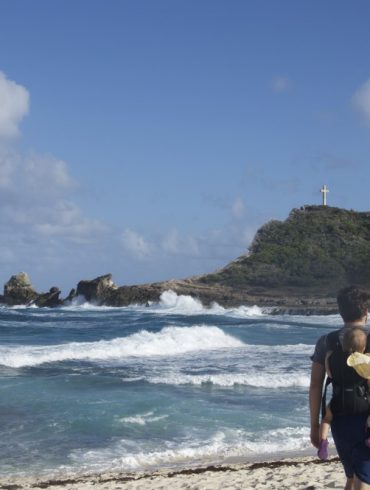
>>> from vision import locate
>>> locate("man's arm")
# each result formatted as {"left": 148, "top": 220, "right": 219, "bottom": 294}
{"left": 309, "top": 361, "right": 326, "bottom": 448}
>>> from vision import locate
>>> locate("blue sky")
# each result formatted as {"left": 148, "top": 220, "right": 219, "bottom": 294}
{"left": 1, "top": 0, "right": 370, "bottom": 293}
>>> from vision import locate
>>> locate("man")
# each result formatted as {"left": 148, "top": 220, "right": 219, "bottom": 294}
{"left": 310, "top": 285, "right": 370, "bottom": 490}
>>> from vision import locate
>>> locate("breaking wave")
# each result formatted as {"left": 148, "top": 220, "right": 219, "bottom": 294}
{"left": 146, "top": 372, "right": 310, "bottom": 388}
{"left": 152, "top": 290, "right": 265, "bottom": 317}
{"left": 68, "top": 426, "right": 310, "bottom": 473}
{"left": 0, "top": 325, "right": 244, "bottom": 368}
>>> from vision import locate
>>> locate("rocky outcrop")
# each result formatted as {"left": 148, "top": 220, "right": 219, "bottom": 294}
{"left": 106, "top": 284, "right": 165, "bottom": 306}
{"left": 34, "top": 287, "right": 62, "bottom": 308}
{"left": 0, "top": 271, "right": 339, "bottom": 314}
{"left": 3, "top": 275, "right": 67, "bottom": 308}
{"left": 4, "top": 272, "right": 38, "bottom": 305}
{"left": 65, "top": 288, "right": 77, "bottom": 303}
{"left": 76, "top": 274, "right": 118, "bottom": 304}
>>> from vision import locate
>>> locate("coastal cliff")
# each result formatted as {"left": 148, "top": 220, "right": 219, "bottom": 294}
{"left": 3, "top": 205, "right": 370, "bottom": 313}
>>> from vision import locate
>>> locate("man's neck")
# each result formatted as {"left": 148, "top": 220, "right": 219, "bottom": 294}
{"left": 344, "top": 320, "right": 367, "bottom": 328}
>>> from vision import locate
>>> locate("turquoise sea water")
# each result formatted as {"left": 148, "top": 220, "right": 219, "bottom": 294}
{"left": 0, "top": 291, "right": 340, "bottom": 477}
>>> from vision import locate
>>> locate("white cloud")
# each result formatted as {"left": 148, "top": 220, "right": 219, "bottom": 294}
{"left": 35, "top": 201, "right": 108, "bottom": 241}
{"left": 272, "top": 76, "right": 290, "bottom": 93}
{"left": 0, "top": 71, "right": 29, "bottom": 138}
{"left": 0, "top": 148, "right": 76, "bottom": 194}
{"left": 119, "top": 222, "right": 255, "bottom": 266}
{"left": 121, "top": 229, "right": 152, "bottom": 259}
{"left": 162, "top": 229, "right": 200, "bottom": 256}
{"left": 352, "top": 78, "right": 370, "bottom": 125}
{"left": 232, "top": 197, "right": 245, "bottom": 218}
{"left": 23, "top": 153, "right": 77, "bottom": 194}
{"left": 0, "top": 148, "right": 106, "bottom": 242}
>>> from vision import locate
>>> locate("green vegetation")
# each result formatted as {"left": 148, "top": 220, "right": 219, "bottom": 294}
{"left": 199, "top": 206, "right": 370, "bottom": 295}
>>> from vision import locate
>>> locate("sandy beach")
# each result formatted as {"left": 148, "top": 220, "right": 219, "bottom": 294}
{"left": 0, "top": 456, "right": 346, "bottom": 490}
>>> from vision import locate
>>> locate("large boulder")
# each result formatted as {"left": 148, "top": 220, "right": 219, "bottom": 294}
{"left": 34, "top": 287, "right": 62, "bottom": 307}
{"left": 4, "top": 272, "right": 38, "bottom": 305}
{"left": 76, "top": 273, "right": 118, "bottom": 303}
{"left": 64, "top": 288, "right": 77, "bottom": 303}
{"left": 106, "top": 284, "right": 164, "bottom": 306}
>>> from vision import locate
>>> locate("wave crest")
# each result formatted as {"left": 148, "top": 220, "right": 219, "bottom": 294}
{"left": 151, "top": 290, "right": 265, "bottom": 317}
{"left": 0, "top": 325, "right": 244, "bottom": 368}
{"left": 147, "top": 372, "right": 310, "bottom": 388}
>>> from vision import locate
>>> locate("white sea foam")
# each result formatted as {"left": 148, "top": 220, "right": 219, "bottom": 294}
{"left": 148, "top": 290, "right": 266, "bottom": 317}
{"left": 68, "top": 426, "right": 311, "bottom": 472}
{"left": 0, "top": 325, "right": 244, "bottom": 368}
{"left": 118, "top": 412, "right": 168, "bottom": 426}
{"left": 249, "top": 343, "right": 314, "bottom": 355}
{"left": 141, "top": 291, "right": 339, "bottom": 322}
{"left": 146, "top": 371, "right": 310, "bottom": 388}
{"left": 2, "top": 290, "right": 339, "bottom": 324}
{"left": 282, "top": 313, "right": 341, "bottom": 325}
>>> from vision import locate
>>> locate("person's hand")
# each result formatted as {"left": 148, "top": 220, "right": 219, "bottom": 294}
{"left": 310, "top": 424, "right": 320, "bottom": 448}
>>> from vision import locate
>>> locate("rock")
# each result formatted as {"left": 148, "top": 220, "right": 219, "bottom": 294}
{"left": 64, "top": 288, "right": 77, "bottom": 303}
{"left": 34, "top": 287, "right": 62, "bottom": 308}
{"left": 106, "top": 284, "right": 163, "bottom": 306}
{"left": 4, "top": 272, "right": 38, "bottom": 306}
{"left": 76, "top": 274, "right": 118, "bottom": 304}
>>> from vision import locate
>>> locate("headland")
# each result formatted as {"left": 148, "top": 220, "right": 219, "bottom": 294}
{"left": 3, "top": 205, "right": 370, "bottom": 314}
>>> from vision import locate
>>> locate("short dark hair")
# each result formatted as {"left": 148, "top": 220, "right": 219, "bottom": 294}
{"left": 337, "top": 285, "right": 370, "bottom": 323}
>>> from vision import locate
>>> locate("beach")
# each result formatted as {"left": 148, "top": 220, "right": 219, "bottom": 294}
{"left": 0, "top": 456, "right": 345, "bottom": 489}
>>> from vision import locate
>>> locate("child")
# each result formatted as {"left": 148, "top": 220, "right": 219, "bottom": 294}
{"left": 318, "top": 326, "right": 370, "bottom": 460}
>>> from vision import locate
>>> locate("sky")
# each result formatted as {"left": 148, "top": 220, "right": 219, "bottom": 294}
{"left": 1, "top": 0, "right": 370, "bottom": 293}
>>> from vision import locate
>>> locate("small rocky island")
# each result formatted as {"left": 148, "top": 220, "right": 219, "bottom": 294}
{"left": 2, "top": 205, "right": 370, "bottom": 314}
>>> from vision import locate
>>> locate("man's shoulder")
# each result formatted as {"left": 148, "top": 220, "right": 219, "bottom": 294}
{"left": 311, "top": 328, "right": 342, "bottom": 365}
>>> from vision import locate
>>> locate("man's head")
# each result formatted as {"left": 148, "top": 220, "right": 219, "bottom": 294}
{"left": 337, "top": 285, "right": 370, "bottom": 324}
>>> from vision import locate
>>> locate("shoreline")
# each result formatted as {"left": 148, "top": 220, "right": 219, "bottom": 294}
{"left": 1, "top": 272, "right": 340, "bottom": 315}
{"left": 0, "top": 455, "right": 345, "bottom": 489}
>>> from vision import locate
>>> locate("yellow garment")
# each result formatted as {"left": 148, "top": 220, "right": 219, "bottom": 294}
{"left": 347, "top": 352, "right": 370, "bottom": 379}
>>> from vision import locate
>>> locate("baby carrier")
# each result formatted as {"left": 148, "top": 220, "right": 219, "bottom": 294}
{"left": 321, "top": 330, "right": 370, "bottom": 417}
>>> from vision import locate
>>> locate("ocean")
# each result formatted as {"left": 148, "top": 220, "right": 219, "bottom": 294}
{"left": 0, "top": 291, "right": 339, "bottom": 477}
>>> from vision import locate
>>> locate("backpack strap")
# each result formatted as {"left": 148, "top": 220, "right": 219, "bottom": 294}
{"left": 366, "top": 331, "right": 370, "bottom": 352}
{"left": 325, "top": 330, "right": 341, "bottom": 351}
{"left": 321, "top": 376, "right": 332, "bottom": 420}
{"left": 320, "top": 330, "right": 340, "bottom": 420}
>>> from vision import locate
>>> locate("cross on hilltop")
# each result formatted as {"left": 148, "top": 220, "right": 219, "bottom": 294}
{"left": 320, "top": 185, "right": 329, "bottom": 206}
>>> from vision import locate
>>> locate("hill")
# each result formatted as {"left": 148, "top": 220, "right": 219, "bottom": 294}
{"left": 195, "top": 205, "right": 370, "bottom": 295}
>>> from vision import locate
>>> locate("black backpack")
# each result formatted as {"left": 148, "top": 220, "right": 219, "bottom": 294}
{"left": 321, "top": 330, "right": 370, "bottom": 417}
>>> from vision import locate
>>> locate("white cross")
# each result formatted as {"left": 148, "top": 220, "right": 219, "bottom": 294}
{"left": 320, "top": 184, "right": 329, "bottom": 206}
